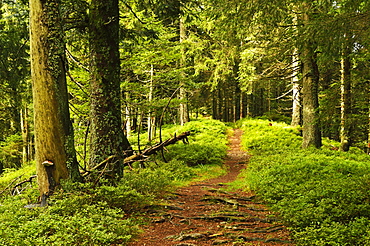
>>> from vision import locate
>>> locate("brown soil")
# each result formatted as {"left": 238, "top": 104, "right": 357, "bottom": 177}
{"left": 128, "top": 129, "right": 295, "bottom": 246}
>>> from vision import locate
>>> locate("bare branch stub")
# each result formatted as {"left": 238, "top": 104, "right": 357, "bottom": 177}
{"left": 11, "top": 175, "right": 37, "bottom": 196}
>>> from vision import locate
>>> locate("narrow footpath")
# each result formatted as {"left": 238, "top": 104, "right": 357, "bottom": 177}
{"left": 129, "top": 129, "right": 294, "bottom": 246}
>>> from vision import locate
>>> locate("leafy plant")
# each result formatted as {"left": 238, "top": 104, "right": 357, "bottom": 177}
{"left": 237, "top": 118, "right": 370, "bottom": 245}
{"left": 0, "top": 162, "right": 35, "bottom": 192}
{"left": 128, "top": 118, "right": 229, "bottom": 167}
{"left": 162, "top": 119, "right": 228, "bottom": 166}
{"left": 0, "top": 118, "right": 230, "bottom": 245}
{"left": 0, "top": 197, "right": 138, "bottom": 246}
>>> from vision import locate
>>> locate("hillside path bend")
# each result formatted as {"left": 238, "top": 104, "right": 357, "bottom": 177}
{"left": 129, "top": 129, "right": 294, "bottom": 246}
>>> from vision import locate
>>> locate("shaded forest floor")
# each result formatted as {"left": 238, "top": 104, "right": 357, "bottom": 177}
{"left": 129, "top": 129, "right": 295, "bottom": 246}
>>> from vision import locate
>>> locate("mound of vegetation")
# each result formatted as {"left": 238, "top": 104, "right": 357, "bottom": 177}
{"left": 237, "top": 119, "right": 370, "bottom": 246}
{"left": 0, "top": 118, "right": 228, "bottom": 246}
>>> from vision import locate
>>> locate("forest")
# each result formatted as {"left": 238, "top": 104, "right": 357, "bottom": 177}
{"left": 0, "top": 0, "right": 370, "bottom": 245}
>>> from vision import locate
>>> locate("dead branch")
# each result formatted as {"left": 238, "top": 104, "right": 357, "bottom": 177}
{"left": 82, "top": 131, "right": 191, "bottom": 177}
{"left": 11, "top": 175, "right": 37, "bottom": 196}
{"left": 124, "top": 131, "right": 191, "bottom": 163}
{"left": 0, "top": 175, "right": 23, "bottom": 196}
{"left": 82, "top": 155, "right": 118, "bottom": 177}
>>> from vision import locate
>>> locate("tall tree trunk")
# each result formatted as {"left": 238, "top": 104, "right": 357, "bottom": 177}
{"left": 212, "top": 91, "right": 218, "bottom": 119}
{"left": 240, "top": 92, "right": 244, "bottom": 119}
{"left": 291, "top": 11, "right": 301, "bottom": 127}
{"left": 301, "top": 7, "right": 322, "bottom": 149}
{"left": 245, "top": 93, "right": 251, "bottom": 117}
{"left": 30, "top": 0, "right": 82, "bottom": 198}
{"left": 89, "top": 0, "right": 131, "bottom": 177}
{"left": 339, "top": 43, "right": 351, "bottom": 152}
{"left": 368, "top": 85, "right": 370, "bottom": 154}
{"left": 9, "top": 88, "right": 21, "bottom": 134}
{"left": 234, "top": 84, "right": 241, "bottom": 122}
{"left": 179, "top": 16, "right": 189, "bottom": 125}
{"left": 148, "top": 65, "right": 155, "bottom": 141}
{"left": 20, "top": 107, "right": 31, "bottom": 164}
{"left": 123, "top": 92, "right": 131, "bottom": 137}
{"left": 301, "top": 49, "right": 321, "bottom": 148}
{"left": 291, "top": 83, "right": 301, "bottom": 126}
{"left": 291, "top": 49, "right": 301, "bottom": 126}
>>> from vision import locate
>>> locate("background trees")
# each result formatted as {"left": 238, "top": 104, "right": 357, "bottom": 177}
{"left": 0, "top": 0, "right": 30, "bottom": 171}
{"left": 1, "top": 0, "right": 370, "bottom": 178}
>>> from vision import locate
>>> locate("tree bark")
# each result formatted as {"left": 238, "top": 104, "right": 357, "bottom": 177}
{"left": 368, "top": 85, "right": 370, "bottom": 154}
{"left": 291, "top": 82, "right": 301, "bottom": 126}
{"left": 339, "top": 42, "right": 351, "bottom": 152}
{"left": 89, "top": 0, "right": 131, "bottom": 177}
{"left": 123, "top": 92, "right": 132, "bottom": 137}
{"left": 291, "top": 49, "right": 301, "bottom": 127}
{"left": 148, "top": 64, "right": 155, "bottom": 141}
{"left": 179, "top": 16, "right": 189, "bottom": 125}
{"left": 20, "top": 107, "right": 31, "bottom": 164}
{"left": 301, "top": 6, "right": 322, "bottom": 149}
{"left": 301, "top": 49, "right": 321, "bottom": 148}
{"left": 30, "top": 0, "right": 82, "bottom": 197}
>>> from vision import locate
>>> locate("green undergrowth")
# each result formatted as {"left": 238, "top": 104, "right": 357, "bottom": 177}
{"left": 129, "top": 117, "right": 229, "bottom": 167}
{"left": 236, "top": 118, "right": 370, "bottom": 246}
{"left": 0, "top": 118, "right": 228, "bottom": 245}
{"left": 0, "top": 162, "right": 36, "bottom": 191}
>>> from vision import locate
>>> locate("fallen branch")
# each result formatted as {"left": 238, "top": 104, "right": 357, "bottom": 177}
{"left": 11, "top": 175, "right": 37, "bottom": 196}
{"left": 82, "top": 131, "right": 191, "bottom": 177}
{"left": 82, "top": 155, "right": 118, "bottom": 177}
{"left": 0, "top": 175, "right": 23, "bottom": 196}
{"left": 124, "top": 131, "right": 190, "bottom": 163}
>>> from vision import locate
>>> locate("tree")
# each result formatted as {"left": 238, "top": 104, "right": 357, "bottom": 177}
{"left": 339, "top": 38, "right": 352, "bottom": 151}
{"left": 0, "top": 1, "right": 31, "bottom": 166}
{"left": 290, "top": 15, "right": 301, "bottom": 127}
{"left": 89, "top": 0, "right": 131, "bottom": 178}
{"left": 30, "top": 0, "right": 82, "bottom": 199}
{"left": 179, "top": 14, "right": 190, "bottom": 125}
{"left": 300, "top": 2, "right": 322, "bottom": 149}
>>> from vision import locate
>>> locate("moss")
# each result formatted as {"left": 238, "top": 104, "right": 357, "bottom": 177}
{"left": 88, "top": 0, "right": 127, "bottom": 178}
{"left": 42, "top": 0, "right": 66, "bottom": 80}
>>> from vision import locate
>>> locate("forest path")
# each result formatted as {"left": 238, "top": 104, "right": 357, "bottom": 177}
{"left": 128, "top": 129, "right": 294, "bottom": 246}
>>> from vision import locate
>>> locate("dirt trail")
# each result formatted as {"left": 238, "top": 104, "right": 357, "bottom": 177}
{"left": 129, "top": 129, "right": 294, "bottom": 246}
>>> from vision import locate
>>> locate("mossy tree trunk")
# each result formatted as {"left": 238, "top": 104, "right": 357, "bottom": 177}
{"left": 301, "top": 4, "right": 322, "bottom": 149}
{"left": 30, "top": 0, "right": 82, "bottom": 198}
{"left": 89, "top": 0, "right": 131, "bottom": 178}
{"left": 301, "top": 46, "right": 321, "bottom": 148}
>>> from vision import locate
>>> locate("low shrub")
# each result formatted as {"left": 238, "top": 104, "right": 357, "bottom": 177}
{"left": 0, "top": 196, "right": 138, "bottom": 246}
{"left": 238, "top": 118, "right": 301, "bottom": 153}
{"left": 0, "top": 118, "right": 229, "bottom": 246}
{"left": 164, "top": 142, "right": 226, "bottom": 166}
{"left": 163, "top": 119, "right": 228, "bottom": 166}
{"left": 238, "top": 118, "right": 370, "bottom": 245}
{"left": 128, "top": 118, "right": 229, "bottom": 166}
{"left": 295, "top": 217, "right": 370, "bottom": 246}
{"left": 0, "top": 162, "right": 36, "bottom": 191}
